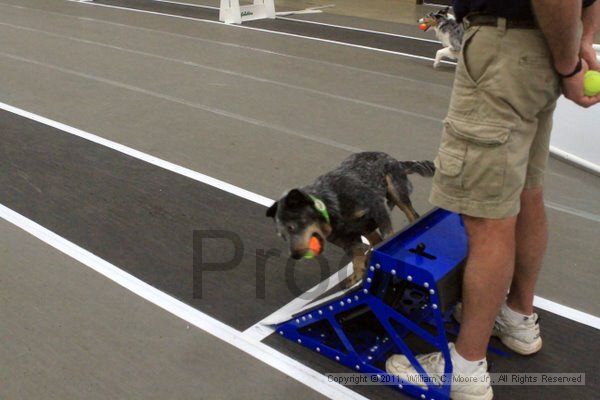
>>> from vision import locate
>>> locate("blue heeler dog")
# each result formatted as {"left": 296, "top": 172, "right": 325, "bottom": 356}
{"left": 419, "top": 7, "right": 464, "bottom": 68}
{"left": 266, "top": 152, "right": 435, "bottom": 287}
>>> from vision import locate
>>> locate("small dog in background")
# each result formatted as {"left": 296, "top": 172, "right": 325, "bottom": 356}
{"left": 418, "top": 7, "right": 464, "bottom": 68}
{"left": 266, "top": 152, "right": 434, "bottom": 286}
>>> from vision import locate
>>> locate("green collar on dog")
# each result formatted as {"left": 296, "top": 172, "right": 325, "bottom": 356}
{"left": 309, "top": 195, "right": 330, "bottom": 224}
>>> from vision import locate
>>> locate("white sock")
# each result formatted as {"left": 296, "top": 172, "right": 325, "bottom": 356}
{"left": 501, "top": 302, "right": 534, "bottom": 325}
{"left": 450, "top": 344, "right": 486, "bottom": 375}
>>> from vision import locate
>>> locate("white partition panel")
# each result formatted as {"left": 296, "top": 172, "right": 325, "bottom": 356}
{"left": 550, "top": 45, "right": 600, "bottom": 175}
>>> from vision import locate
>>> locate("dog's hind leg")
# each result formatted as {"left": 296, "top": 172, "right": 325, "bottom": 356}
{"left": 370, "top": 198, "right": 394, "bottom": 238}
{"left": 386, "top": 175, "right": 420, "bottom": 223}
{"left": 397, "top": 199, "right": 420, "bottom": 223}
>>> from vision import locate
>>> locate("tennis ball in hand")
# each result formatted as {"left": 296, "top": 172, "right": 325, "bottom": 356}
{"left": 304, "top": 236, "right": 322, "bottom": 259}
{"left": 584, "top": 70, "right": 600, "bottom": 97}
{"left": 418, "top": 23, "right": 428, "bottom": 31}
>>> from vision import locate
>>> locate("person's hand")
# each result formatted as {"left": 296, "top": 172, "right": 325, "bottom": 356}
{"left": 580, "top": 40, "right": 600, "bottom": 72}
{"left": 561, "top": 58, "right": 600, "bottom": 108}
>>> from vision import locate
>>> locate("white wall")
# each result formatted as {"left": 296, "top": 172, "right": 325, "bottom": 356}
{"left": 550, "top": 45, "right": 600, "bottom": 174}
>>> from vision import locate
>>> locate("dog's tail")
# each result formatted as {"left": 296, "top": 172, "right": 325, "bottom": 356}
{"left": 399, "top": 160, "right": 435, "bottom": 177}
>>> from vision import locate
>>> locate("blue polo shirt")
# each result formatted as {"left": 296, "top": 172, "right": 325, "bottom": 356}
{"left": 453, "top": 0, "right": 597, "bottom": 22}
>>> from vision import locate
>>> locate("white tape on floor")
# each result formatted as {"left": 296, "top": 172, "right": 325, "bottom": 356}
{"left": 534, "top": 296, "right": 600, "bottom": 330}
{"left": 1, "top": 101, "right": 598, "bottom": 330}
{"left": 0, "top": 22, "right": 442, "bottom": 124}
{"left": 0, "top": 202, "right": 369, "bottom": 400}
{"left": 151, "top": 0, "right": 443, "bottom": 44}
{"left": 0, "top": 1, "right": 455, "bottom": 90}
{"left": 67, "top": 0, "right": 455, "bottom": 65}
{"left": 0, "top": 101, "right": 274, "bottom": 206}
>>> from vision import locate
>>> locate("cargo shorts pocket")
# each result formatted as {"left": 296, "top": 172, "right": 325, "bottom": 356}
{"left": 433, "top": 127, "right": 467, "bottom": 195}
{"left": 461, "top": 26, "right": 498, "bottom": 86}
{"left": 450, "top": 27, "right": 499, "bottom": 116}
{"left": 435, "top": 119, "right": 510, "bottom": 200}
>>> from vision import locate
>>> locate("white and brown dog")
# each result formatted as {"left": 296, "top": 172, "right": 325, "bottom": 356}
{"left": 419, "top": 7, "right": 464, "bottom": 68}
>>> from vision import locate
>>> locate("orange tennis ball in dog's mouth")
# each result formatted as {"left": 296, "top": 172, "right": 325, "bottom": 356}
{"left": 418, "top": 23, "right": 428, "bottom": 31}
{"left": 304, "top": 236, "right": 322, "bottom": 259}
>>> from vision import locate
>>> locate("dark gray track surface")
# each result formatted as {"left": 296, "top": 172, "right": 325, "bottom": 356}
{"left": 92, "top": 0, "right": 442, "bottom": 58}
{"left": 2, "top": 108, "right": 598, "bottom": 400}
{"left": 266, "top": 309, "right": 599, "bottom": 399}
{"left": 0, "top": 218, "right": 327, "bottom": 400}
{"left": 0, "top": 110, "right": 347, "bottom": 331}
{"left": 0, "top": 1, "right": 598, "bottom": 399}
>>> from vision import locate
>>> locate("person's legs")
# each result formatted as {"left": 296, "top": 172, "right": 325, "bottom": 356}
{"left": 454, "top": 105, "right": 554, "bottom": 356}
{"left": 452, "top": 188, "right": 548, "bottom": 356}
{"left": 386, "top": 213, "right": 508, "bottom": 399}
{"left": 454, "top": 215, "right": 517, "bottom": 361}
{"left": 507, "top": 187, "right": 547, "bottom": 315}
{"left": 387, "top": 25, "right": 559, "bottom": 398}
{"left": 505, "top": 101, "right": 555, "bottom": 315}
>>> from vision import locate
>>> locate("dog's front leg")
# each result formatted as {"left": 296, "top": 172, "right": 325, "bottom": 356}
{"left": 434, "top": 48, "right": 445, "bottom": 68}
{"left": 433, "top": 47, "right": 458, "bottom": 68}
{"left": 434, "top": 47, "right": 456, "bottom": 68}
{"left": 345, "top": 243, "right": 369, "bottom": 288}
{"left": 329, "top": 236, "right": 369, "bottom": 288}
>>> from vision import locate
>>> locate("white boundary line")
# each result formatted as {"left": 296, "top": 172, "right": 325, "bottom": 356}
{"left": 245, "top": 237, "right": 370, "bottom": 341}
{"left": 549, "top": 145, "right": 600, "bottom": 176}
{"left": 422, "top": 1, "right": 453, "bottom": 8}
{"left": 275, "top": 17, "right": 439, "bottom": 43}
{"left": 545, "top": 201, "right": 600, "bottom": 224}
{"left": 150, "top": 0, "right": 443, "bottom": 44}
{"left": 0, "top": 22, "right": 442, "bottom": 123}
{"left": 260, "top": 280, "right": 363, "bottom": 327}
{"left": 0, "top": 101, "right": 273, "bottom": 207}
{"left": 243, "top": 263, "right": 355, "bottom": 341}
{"left": 275, "top": 17, "right": 440, "bottom": 44}
{"left": 0, "top": 2, "right": 453, "bottom": 90}
{"left": 68, "top": 0, "right": 455, "bottom": 65}
{"left": 15, "top": 1, "right": 599, "bottom": 174}
{"left": 0, "top": 51, "right": 363, "bottom": 153}
{"left": 0, "top": 202, "right": 368, "bottom": 400}
{"left": 534, "top": 296, "right": 600, "bottom": 330}
{"left": 0, "top": 102, "right": 598, "bottom": 331}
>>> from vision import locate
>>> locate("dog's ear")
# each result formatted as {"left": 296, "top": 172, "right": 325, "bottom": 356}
{"left": 442, "top": 6, "right": 450, "bottom": 15}
{"left": 266, "top": 202, "right": 278, "bottom": 218}
{"left": 285, "top": 189, "right": 312, "bottom": 209}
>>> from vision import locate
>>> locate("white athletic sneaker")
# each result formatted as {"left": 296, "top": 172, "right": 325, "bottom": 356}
{"left": 453, "top": 303, "right": 542, "bottom": 356}
{"left": 386, "top": 343, "right": 493, "bottom": 400}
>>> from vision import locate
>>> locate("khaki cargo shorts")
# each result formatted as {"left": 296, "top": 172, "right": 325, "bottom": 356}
{"left": 430, "top": 21, "right": 562, "bottom": 219}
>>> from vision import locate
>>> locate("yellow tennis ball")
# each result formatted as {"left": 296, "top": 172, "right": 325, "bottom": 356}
{"left": 584, "top": 70, "right": 600, "bottom": 97}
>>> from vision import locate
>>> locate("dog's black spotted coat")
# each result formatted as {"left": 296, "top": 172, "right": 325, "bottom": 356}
{"left": 267, "top": 152, "right": 434, "bottom": 283}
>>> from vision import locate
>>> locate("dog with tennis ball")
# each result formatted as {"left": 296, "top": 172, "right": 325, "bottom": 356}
{"left": 266, "top": 152, "right": 434, "bottom": 287}
{"left": 418, "top": 7, "right": 464, "bottom": 68}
